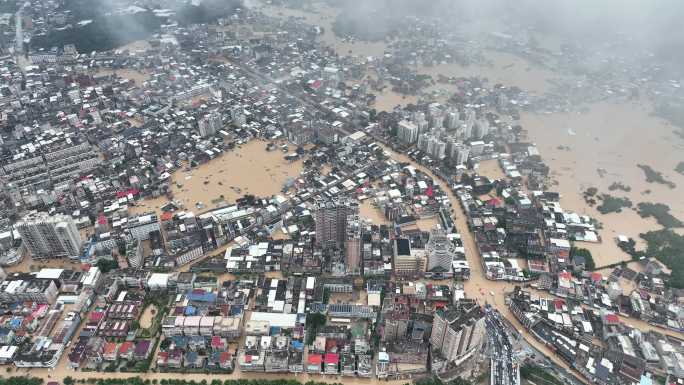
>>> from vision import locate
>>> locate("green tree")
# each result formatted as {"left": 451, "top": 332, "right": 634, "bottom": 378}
{"left": 96, "top": 258, "right": 119, "bottom": 273}
{"left": 571, "top": 247, "right": 596, "bottom": 271}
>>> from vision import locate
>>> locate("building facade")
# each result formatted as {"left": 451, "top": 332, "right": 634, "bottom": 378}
{"left": 430, "top": 302, "right": 485, "bottom": 365}
{"left": 15, "top": 212, "right": 82, "bottom": 259}
{"left": 314, "top": 199, "right": 358, "bottom": 248}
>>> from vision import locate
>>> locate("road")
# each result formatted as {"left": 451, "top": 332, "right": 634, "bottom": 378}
{"left": 486, "top": 307, "right": 520, "bottom": 385}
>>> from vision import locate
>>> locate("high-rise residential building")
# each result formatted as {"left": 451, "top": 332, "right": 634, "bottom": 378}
{"left": 429, "top": 111, "right": 444, "bottom": 130}
{"left": 445, "top": 111, "right": 460, "bottom": 130}
{"left": 230, "top": 105, "right": 246, "bottom": 127}
{"left": 126, "top": 239, "right": 144, "bottom": 269}
{"left": 393, "top": 238, "right": 426, "bottom": 276}
{"left": 454, "top": 144, "right": 470, "bottom": 165}
{"left": 417, "top": 133, "right": 429, "bottom": 152}
{"left": 430, "top": 301, "right": 485, "bottom": 365}
{"left": 198, "top": 111, "right": 222, "bottom": 137}
{"left": 475, "top": 118, "right": 490, "bottom": 139}
{"left": 431, "top": 138, "right": 446, "bottom": 159}
{"left": 397, "top": 120, "right": 419, "bottom": 145}
{"left": 419, "top": 134, "right": 447, "bottom": 160}
{"left": 315, "top": 198, "right": 358, "bottom": 248}
{"left": 345, "top": 215, "right": 362, "bottom": 275}
{"left": 463, "top": 109, "right": 476, "bottom": 139}
{"left": 425, "top": 226, "right": 457, "bottom": 279}
{"left": 15, "top": 212, "right": 82, "bottom": 259}
{"left": 470, "top": 141, "right": 485, "bottom": 157}
{"left": 411, "top": 111, "right": 423, "bottom": 122}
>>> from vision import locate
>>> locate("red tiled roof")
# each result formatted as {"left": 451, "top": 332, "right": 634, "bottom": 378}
{"left": 220, "top": 351, "right": 232, "bottom": 362}
{"left": 324, "top": 353, "right": 339, "bottom": 364}
{"left": 308, "top": 354, "right": 322, "bottom": 364}
{"left": 553, "top": 299, "right": 565, "bottom": 311}
{"left": 211, "top": 336, "right": 223, "bottom": 348}
{"left": 119, "top": 341, "right": 134, "bottom": 354}
{"left": 89, "top": 311, "right": 105, "bottom": 322}
{"left": 103, "top": 342, "right": 117, "bottom": 355}
{"left": 604, "top": 313, "right": 620, "bottom": 324}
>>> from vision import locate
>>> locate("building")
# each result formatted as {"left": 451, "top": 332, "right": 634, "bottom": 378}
{"left": 393, "top": 238, "right": 426, "bottom": 276}
{"left": 418, "top": 134, "right": 446, "bottom": 159}
{"left": 0, "top": 277, "right": 59, "bottom": 304}
{"left": 397, "top": 120, "right": 419, "bottom": 145}
{"left": 122, "top": 214, "right": 160, "bottom": 241}
{"left": 198, "top": 111, "right": 222, "bottom": 137}
{"left": 314, "top": 198, "right": 358, "bottom": 248}
{"left": 0, "top": 140, "right": 100, "bottom": 199}
{"left": 425, "top": 226, "right": 456, "bottom": 279}
{"left": 15, "top": 212, "right": 82, "bottom": 259}
{"left": 446, "top": 140, "right": 469, "bottom": 165}
{"left": 345, "top": 215, "right": 362, "bottom": 274}
{"left": 126, "top": 239, "right": 144, "bottom": 269}
{"left": 430, "top": 302, "right": 485, "bottom": 365}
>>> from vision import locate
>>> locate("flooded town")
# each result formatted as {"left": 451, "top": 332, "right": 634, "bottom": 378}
{"left": 0, "top": 1, "right": 683, "bottom": 385}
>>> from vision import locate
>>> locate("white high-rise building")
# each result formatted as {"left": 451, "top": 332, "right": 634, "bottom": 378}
{"left": 198, "top": 111, "right": 222, "bottom": 137}
{"left": 475, "top": 119, "right": 490, "bottom": 139}
{"left": 417, "top": 133, "right": 430, "bottom": 152}
{"left": 416, "top": 119, "right": 429, "bottom": 136}
{"left": 430, "top": 302, "right": 485, "bottom": 365}
{"left": 15, "top": 212, "right": 82, "bottom": 259}
{"left": 425, "top": 226, "right": 457, "bottom": 278}
{"left": 455, "top": 145, "right": 470, "bottom": 165}
{"left": 411, "top": 111, "right": 426, "bottom": 125}
{"left": 433, "top": 140, "right": 446, "bottom": 160}
{"left": 445, "top": 111, "right": 460, "bottom": 130}
{"left": 429, "top": 111, "right": 444, "bottom": 130}
{"left": 412, "top": 112, "right": 429, "bottom": 136}
{"left": 397, "top": 120, "right": 419, "bottom": 145}
{"left": 463, "top": 109, "right": 476, "bottom": 139}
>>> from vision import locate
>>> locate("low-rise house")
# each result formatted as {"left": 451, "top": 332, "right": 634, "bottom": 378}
{"left": 134, "top": 340, "right": 153, "bottom": 361}
{"left": 307, "top": 353, "right": 322, "bottom": 373}
{"left": 324, "top": 353, "right": 339, "bottom": 374}
{"left": 184, "top": 351, "right": 204, "bottom": 369}
{"left": 102, "top": 342, "right": 118, "bottom": 361}
{"left": 118, "top": 341, "right": 135, "bottom": 360}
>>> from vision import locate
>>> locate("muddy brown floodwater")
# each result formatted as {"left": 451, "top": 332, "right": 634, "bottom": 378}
{"left": 476, "top": 159, "right": 506, "bottom": 181}
{"left": 359, "top": 199, "right": 389, "bottom": 225}
{"left": 416, "top": 50, "right": 558, "bottom": 95}
{"left": 522, "top": 101, "right": 684, "bottom": 267}
{"left": 132, "top": 140, "right": 304, "bottom": 215}
{"left": 94, "top": 68, "right": 151, "bottom": 86}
